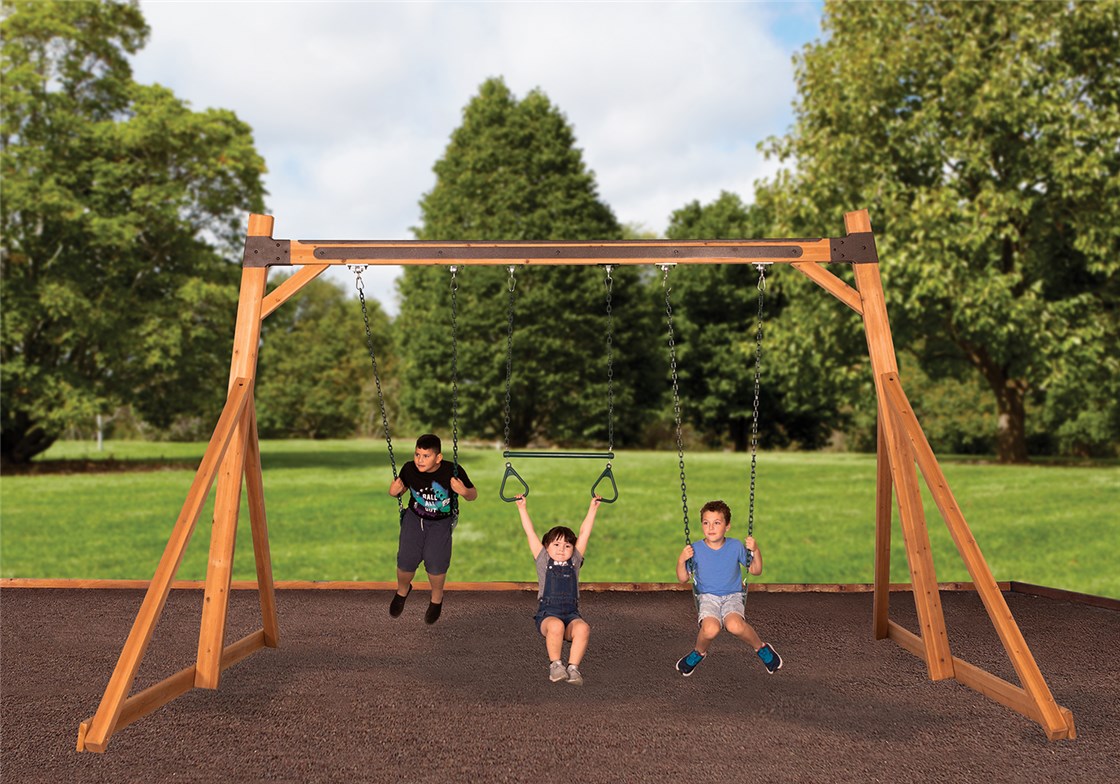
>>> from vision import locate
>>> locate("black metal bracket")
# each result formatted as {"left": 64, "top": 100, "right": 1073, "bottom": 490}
{"left": 242, "top": 237, "right": 291, "bottom": 267}
{"left": 829, "top": 232, "right": 878, "bottom": 264}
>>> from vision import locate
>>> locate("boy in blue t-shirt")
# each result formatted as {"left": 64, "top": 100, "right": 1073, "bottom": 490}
{"left": 673, "top": 499, "right": 782, "bottom": 676}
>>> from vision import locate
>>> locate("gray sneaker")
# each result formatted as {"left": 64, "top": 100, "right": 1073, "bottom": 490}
{"left": 565, "top": 664, "right": 584, "bottom": 686}
{"left": 549, "top": 660, "right": 567, "bottom": 682}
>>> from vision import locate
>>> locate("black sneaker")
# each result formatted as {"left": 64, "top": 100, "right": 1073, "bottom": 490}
{"left": 675, "top": 649, "right": 705, "bottom": 676}
{"left": 757, "top": 643, "right": 783, "bottom": 674}
{"left": 389, "top": 584, "right": 412, "bottom": 618}
{"left": 424, "top": 600, "right": 442, "bottom": 625}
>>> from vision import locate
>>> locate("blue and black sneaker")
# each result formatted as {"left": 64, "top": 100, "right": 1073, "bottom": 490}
{"left": 675, "top": 649, "right": 706, "bottom": 676}
{"left": 757, "top": 643, "right": 783, "bottom": 674}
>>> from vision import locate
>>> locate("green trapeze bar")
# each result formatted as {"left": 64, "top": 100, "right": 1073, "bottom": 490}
{"left": 503, "top": 451, "right": 615, "bottom": 460}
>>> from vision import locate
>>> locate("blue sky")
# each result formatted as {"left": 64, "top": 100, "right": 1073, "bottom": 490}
{"left": 132, "top": 1, "right": 824, "bottom": 313}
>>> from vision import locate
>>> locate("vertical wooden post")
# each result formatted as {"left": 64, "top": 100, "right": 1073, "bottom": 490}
{"left": 244, "top": 401, "right": 280, "bottom": 646}
{"left": 849, "top": 210, "right": 953, "bottom": 681}
{"left": 195, "top": 215, "right": 271, "bottom": 688}
{"left": 872, "top": 423, "right": 892, "bottom": 639}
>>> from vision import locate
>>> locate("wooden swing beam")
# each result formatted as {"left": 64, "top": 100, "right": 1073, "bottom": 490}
{"left": 77, "top": 210, "right": 1073, "bottom": 752}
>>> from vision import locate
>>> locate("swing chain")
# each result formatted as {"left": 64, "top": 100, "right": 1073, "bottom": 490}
{"left": 352, "top": 265, "right": 401, "bottom": 512}
{"left": 503, "top": 266, "right": 516, "bottom": 455}
{"left": 450, "top": 266, "right": 460, "bottom": 478}
{"left": 747, "top": 264, "right": 767, "bottom": 539}
{"left": 661, "top": 265, "right": 690, "bottom": 550}
{"left": 604, "top": 265, "right": 614, "bottom": 455}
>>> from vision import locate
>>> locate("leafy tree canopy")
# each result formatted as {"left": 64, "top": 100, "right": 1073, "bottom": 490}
{"left": 256, "top": 276, "right": 394, "bottom": 440}
{"left": 402, "top": 77, "right": 664, "bottom": 448}
{"left": 759, "top": 0, "right": 1120, "bottom": 461}
{"left": 1, "top": 0, "right": 266, "bottom": 464}
{"left": 665, "top": 191, "right": 836, "bottom": 449}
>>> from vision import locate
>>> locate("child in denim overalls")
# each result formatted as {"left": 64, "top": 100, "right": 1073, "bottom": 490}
{"left": 515, "top": 494, "right": 603, "bottom": 685}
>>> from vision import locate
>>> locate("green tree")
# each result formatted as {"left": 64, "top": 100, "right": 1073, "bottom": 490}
{"left": 1, "top": 0, "right": 266, "bottom": 464}
{"left": 401, "top": 78, "right": 664, "bottom": 447}
{"left": 666, "top": 191, "right": 838, "bottom": 450}
{"left": 255, "top": 276, "right": 394, "bottom": 439}
{"left": 760, "top": 0, "right": 1120, "bottom": 462}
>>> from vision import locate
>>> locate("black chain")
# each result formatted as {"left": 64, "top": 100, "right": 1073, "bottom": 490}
{"left": 747, "top": 264, "right": 767, "bottom": 539}
{"left": 352, "top": 266, "right": 401, "bottom": 514}
{"left": 449, "top": 266, "right": 461, "bottom": 525}
{"left": 450, "top": 267, "right": 460, "bottom": 477}
{"left": 604, "top": 266, "right": 614, "bottom": 455}
{"left": 661, "top": 265, "right": 690, "bottom": 551}
{"left": 502, "top": 266, "right": 516, "bottom": 457}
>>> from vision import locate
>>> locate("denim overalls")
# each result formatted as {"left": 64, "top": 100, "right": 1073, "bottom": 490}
{"left": 534, "top": 557, "right": 581, "bottom": 631}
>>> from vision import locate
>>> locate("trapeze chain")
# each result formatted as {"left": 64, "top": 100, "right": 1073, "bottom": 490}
{"left": 604, "top": 265, "right": 615, "bottom": 456}
{"left": 351, "top": 265, "right": 400, "bottom": 512}
{"left": 502, "top": 266, "right": 517, "bottom": 458}
{"left": 661, "top": 265, "right": 690, "bottom": 549}
{"left": 747, "top": 264, "right": 767, "bottom": 539}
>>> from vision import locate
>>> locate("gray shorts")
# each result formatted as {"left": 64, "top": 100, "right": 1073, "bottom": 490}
{"left": 396, "top": 508, "right": 453, "bottom": 574}
{"left": 696, "top": 592, "right": 746, "bottom": 626}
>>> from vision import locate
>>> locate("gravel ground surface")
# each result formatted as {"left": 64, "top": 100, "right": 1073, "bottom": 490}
{"left": 2, "top": 588, "right": 1116, "bottom": 783}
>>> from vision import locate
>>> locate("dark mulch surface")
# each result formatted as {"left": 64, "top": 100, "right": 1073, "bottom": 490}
{"left": 2, "top": 588, "right": 1117, "bottom": 783}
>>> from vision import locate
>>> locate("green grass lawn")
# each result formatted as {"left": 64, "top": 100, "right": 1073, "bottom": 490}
{"left": 2, "top": 440, "right": 1117, "bottom": 598}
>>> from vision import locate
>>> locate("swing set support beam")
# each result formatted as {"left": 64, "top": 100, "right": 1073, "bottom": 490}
{"left": 77, "top": 210, "right": 1073, "bottom": 751}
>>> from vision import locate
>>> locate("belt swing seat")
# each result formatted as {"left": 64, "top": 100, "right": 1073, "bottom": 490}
{"left": 662, "top": 263, "right": 768, "bottom": 607}
{"left": 352, "top": 264, "right": 466, "bottom": 526}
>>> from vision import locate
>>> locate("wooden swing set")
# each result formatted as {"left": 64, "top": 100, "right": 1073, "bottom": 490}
{"left": 76, "top": 210, "right": 1075, "bottom": 752}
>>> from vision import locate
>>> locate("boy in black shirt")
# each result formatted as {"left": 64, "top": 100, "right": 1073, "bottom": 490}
{"left": 388, "top": 434, "right": 477, "bottom": 623}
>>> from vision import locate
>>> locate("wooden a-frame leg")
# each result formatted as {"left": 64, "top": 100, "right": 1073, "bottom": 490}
{"left": 884, "top": 402, "right": 954, "bottom": 680}
{"left": 195, "top": 235, "right": 269, "bottom": 688}
{"left": 79, "top": 381, "right": 252, "bottom": 752}
{"left": 195, "top": 406, "right": 250, "bottom": 688}
{"left": 883, "top": 373, "right": 1073, "bottom": 738}
{"left": 244, "top": 401, "right": 279, "bottom": 646}
{"left": 872, "top": 422, "right": 892, "bottom": 639}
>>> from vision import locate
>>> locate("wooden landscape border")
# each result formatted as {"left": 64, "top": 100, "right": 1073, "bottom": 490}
{"left": 71, "top": 210, "right": 1076, "bottom": 751}
{"left": 7, "top": 578, "right": 1115, "bottom": 611}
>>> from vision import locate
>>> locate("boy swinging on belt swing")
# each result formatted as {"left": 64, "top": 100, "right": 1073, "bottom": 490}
{"left": 388, "top": 434, "right": 477, "bottom": 624}
{"left": 663, "top": 263, "right": 783, "bottom": 676}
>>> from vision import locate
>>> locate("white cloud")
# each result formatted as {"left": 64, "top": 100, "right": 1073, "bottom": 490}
{"left": 133, "top": 1, "right": 820, "bottom": 313}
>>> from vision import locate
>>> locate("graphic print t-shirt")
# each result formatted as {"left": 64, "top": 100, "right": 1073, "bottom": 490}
{"left": 398, "top": 460, "right": 473, "bottom": 520}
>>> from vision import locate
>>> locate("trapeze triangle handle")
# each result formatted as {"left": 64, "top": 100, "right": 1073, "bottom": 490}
{"left": 499, "top": 463, "right": 530, "bottom": 503}
{"left": 591, "top": 464, "right": 619, "bottom": 504}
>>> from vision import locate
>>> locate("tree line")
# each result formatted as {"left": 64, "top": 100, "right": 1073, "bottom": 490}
{"left": 3, "top": 0, "right": 1117, "bottom": 465}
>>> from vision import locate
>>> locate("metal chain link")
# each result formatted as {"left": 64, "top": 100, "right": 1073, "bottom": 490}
{"left": 449, "top": 266, "right": 461, "bottom": 525}
{"left": 604, "top": 266, "right": 614, "bottom": 456}
{"left": 352, "top": 265, "right": 401, "bottom": 513}
{"left": 502, "top": 266, "right": 516, "bottom": 457}
{"left": 747, "top": 264, "right": 767, "bottom": 539}
{"left": 661, "top": 265, "right": 690, "bottom": 551}
{"left": 449, "top": 266, "right": 460, "bottom": 477}
{"left": 450, "top": 267, "right": 460, "bottom": 475}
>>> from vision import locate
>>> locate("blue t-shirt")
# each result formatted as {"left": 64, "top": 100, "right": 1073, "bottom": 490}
{"left": 691, "top": 538, "right": 749, "bottom": 596}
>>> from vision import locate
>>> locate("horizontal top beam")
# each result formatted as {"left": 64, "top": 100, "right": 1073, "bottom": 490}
{"left": 242, "top": 218, "right": 877, "bottom": 268}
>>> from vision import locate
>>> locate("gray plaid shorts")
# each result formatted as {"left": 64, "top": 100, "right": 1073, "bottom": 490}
{"left": 696, "top": 592, "right": 746, "bottom": 626}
